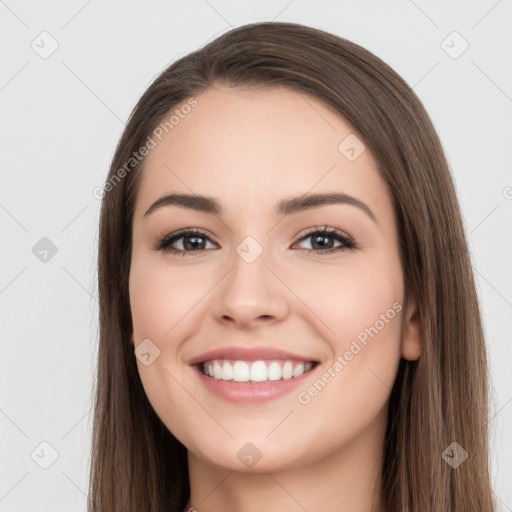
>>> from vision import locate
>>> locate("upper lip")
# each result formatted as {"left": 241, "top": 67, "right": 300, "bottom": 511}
{"left": 187, "top": 346, "right": 319, "bottom": 365}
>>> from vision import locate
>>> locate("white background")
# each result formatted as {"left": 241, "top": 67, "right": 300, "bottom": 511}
{"left": 1, "top": 1, "right": 511, "bottom": 510}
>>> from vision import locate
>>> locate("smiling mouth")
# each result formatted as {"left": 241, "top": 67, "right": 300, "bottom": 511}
{"left": 197, "top": 359, "right": 318, "bottom": 383}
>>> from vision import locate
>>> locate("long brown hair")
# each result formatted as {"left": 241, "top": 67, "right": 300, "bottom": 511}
{"left": 89, "top": 21, "right": 496, "bottom": 511}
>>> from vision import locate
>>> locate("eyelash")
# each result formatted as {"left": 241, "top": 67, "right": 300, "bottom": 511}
{"left": 153, "top": 226, "right": 357, "bottom": 257}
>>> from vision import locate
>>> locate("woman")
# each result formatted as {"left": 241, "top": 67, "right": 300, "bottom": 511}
{"left": 89, "top": 21, "right": 496, "bottom": 512}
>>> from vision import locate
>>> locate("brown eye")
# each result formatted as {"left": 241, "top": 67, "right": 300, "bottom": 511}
{"left": 154, "top": 228, "right": 217, "bottom": 256}
{"left": 294, "top": 226, "right": 356, "bottom": 254}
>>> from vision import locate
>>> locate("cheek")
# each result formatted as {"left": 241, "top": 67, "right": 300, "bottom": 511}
{"left": 292, "top": 255, "right": 404, "bottom": 347}
{"left": 128, "top": 257, "right": 206, "bottom": 437}
{"left": 291, "top": 255, "right": 404, "bottom": 407}
{"left": 336, "top": 266, "right": 403, "bottom": 357}
{"left": 129, "top": 256, "right": 204, "bottom": 342}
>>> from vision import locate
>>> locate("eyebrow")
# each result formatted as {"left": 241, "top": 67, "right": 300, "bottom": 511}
{"left": 143, "top": 192, "right": 376, "bottom": 223}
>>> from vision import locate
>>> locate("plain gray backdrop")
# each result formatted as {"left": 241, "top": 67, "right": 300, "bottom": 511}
{"left": 1, "top": 0, "right": 511, "bottom": 510}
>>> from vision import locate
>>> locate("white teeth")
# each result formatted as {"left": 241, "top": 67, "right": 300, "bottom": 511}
{"left": 213, "top": 361, "right": 222, "bottom": 379}
{"left": 233, "top": 361, "right": 250, "bottom": 382}
{"left": 202, "top": 359, "right": 315, "bottom": 382}
{"left": 267, "top": 361, "right": 282, "bottom": 381}
{"left": 250, "top": 361, "right": 268, "bottom": 382}
{"left": 292, "top": 362, "right": 305, "bottom": 378}
{"left": 221, "top": 361, "right": 233, "bottom": 380}
{"left": 282, "top": 361, "right": 293, "bottom": 380}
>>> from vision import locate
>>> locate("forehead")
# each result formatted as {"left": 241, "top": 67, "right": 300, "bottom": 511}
{"left": 134, "top": 85, "right": 391, "bottom": 221}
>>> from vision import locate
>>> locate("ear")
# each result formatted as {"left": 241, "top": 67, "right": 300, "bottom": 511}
{"left": 401, "top": 292, "right": 422, "bottom": 361}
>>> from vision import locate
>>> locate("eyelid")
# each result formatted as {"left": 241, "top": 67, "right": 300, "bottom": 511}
{"left": 295, "top": 225, "right": 350, "bottom": 239}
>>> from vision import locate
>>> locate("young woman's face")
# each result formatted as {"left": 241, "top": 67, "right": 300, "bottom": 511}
{"left": 129, "top": 85, "right": 420, "bottom": 472}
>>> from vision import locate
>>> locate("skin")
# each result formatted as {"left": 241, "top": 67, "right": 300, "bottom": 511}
{"left": 129, "top": 85, "right": 422, "bottom": 512}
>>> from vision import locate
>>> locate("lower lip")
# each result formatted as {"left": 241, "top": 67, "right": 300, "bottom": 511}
{"left": 192, "top": 364, "right": 317, "bottom": 404}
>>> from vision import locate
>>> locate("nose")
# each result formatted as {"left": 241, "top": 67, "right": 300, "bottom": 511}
{"left": 212, "top": 244, "right": 289, "bottom": 330}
